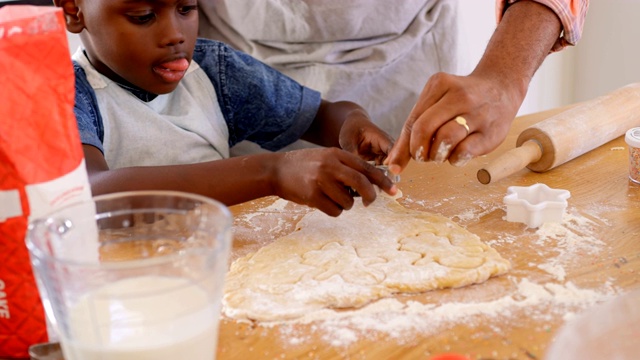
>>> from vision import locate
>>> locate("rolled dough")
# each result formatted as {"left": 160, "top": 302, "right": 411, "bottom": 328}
{"left": 223, "top": 194, "right": 511, "bottom": 322}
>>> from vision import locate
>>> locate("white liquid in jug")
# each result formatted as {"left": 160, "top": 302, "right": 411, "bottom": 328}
{"left": 60, "top": 275, "right": 219, "bottom": 360}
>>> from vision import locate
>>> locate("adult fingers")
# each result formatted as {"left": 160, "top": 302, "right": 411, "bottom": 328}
{"left": 428, "top": 115, "right": 473, "bottom": 164}
{"left": 387, "top": 73, "right": 456, "bottom": 173}
{"left": 449, "top": 120, "right": 510, "bottom": 166}
{"left": 386, "top": 125, "right": 413, "bottom": 174}
{"left": 387, "top": 95, "right": 444, "bottom": 171}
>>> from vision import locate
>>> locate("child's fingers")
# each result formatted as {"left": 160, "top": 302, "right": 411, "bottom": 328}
{"left": 336, "top": 155, "right": 395, "bottom": 206}
{"left": 313, "top": 192, "right": 349, "bottom": 217}
{"left": 323, "top": 164, "right": 376, "bottom": 206}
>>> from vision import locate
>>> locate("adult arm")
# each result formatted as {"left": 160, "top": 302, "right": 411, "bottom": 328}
{"left": 387, "top": 0, "right": 586, "bottom": 173}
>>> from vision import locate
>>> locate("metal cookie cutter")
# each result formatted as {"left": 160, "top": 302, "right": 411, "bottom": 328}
{"left": 348, "top": 163, "right": 400, "bottom": 197}
{"left": 375, "top": 164, "right": 401, "bottom": 184}
{"left": 503, "top": 183, "right": 570, "bottom": 228}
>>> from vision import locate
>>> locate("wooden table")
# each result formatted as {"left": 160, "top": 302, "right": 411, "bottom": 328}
{"left": 217, "top": 107, "right": 640, "bottom": 360}
{"left": 11, "top": 106, "right": 637, "bottom": 360}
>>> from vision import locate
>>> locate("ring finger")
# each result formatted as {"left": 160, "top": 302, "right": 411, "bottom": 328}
{"left": 429, "top": 115, "right": 472, "bottom": 163}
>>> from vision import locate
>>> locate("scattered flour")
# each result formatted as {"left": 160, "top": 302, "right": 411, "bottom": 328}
{"left": 234, "top": 197, "right": 619, "bottom": 348}
{"left": 486, "top": 233, "right": 519, "bottom": 247}
{"left": 402, "top": 196, "right": 437, "bottom": 208}
{"left": 260, "top": 198, "right": 291, "bottom": 212}
{"left": 534, "top": 261, "right": 567, "bottom": 281}
{"left": 402, "top": 195, "right": 501, "bottom": 225}
{"left": 232, "top": 199, "right": 309, "bottom": 260}
{"left": 534, "top": 210, "right": 605, "bottom": 255}
{"left": 237, "top": 199, "right": 299, "bottom": 224}
{"left": 453, "top": 202, "right": 501, "bottom": 223}
{"left": 268, "top": 277, "right": 616, "bottom": 347}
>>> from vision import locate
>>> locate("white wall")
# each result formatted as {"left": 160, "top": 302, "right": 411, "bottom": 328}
{"left": 458, "top": 0, "right": 640, "bottom": 115}
{"left": 456, "top": 0, "right": 574, "bottom": 116}
{"left": 571, "top": 0, "right": 640, "bottom": 102}
{"left": 455, "top": 0, "right": 494, "bottom": 77}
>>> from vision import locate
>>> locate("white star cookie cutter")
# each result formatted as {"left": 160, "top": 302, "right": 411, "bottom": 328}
{"left": 503, "top": 183, "right": 571, "bottom": 228}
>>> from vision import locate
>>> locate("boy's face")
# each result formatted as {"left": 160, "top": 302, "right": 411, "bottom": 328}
{"left": 61, "top": 0, "right": 199, "bottom": 95}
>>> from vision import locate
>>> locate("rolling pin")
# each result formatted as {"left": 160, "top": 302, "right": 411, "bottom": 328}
{"left": 477, "top": 83, "right": 640, "bottom": 184}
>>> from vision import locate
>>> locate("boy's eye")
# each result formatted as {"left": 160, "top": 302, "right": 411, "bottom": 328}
{"left": 178, "top": 5, "right": 197, "bottom": 15}
{"left": 128, "top": 12, "right": 155, "bottom": 24}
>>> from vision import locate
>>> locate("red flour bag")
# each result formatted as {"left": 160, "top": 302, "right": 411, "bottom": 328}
{"left": 0, "top": 6, "right": 91, "bottom": 358}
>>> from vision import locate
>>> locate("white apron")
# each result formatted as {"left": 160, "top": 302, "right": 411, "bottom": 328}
{"left": 73, "top": 49, "right": 230, "bottom": 169}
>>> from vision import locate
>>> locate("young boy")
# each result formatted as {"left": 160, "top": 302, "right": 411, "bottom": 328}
{"left": 54, "top": 0, "right": 397, "bottom": 217}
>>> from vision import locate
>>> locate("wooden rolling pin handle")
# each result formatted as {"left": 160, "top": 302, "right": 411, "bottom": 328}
{"left": 477, "top": 140, "right": 543, "bottom": 184}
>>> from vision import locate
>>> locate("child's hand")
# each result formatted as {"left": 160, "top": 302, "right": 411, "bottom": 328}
{"left": 338, "top": 109, "right": 395, "bottom": 165}
{"left": 273, "top": 148, "right": 397, "bottom": 217}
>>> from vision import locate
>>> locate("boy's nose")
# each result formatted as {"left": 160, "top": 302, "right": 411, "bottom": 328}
{"left": 160, "top": 16, "right": 186, "bottom": 47}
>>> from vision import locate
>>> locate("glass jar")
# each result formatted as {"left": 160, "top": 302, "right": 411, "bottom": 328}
{"left": 625, "top": 127, "right": 640, "bottom": 184}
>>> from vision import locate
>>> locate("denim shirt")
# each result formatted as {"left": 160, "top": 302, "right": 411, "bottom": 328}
{"left": 73, "top": 38, "right": 322, "bottom": 156}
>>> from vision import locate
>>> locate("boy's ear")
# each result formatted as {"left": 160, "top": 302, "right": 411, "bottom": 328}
{"left": 53, "top": 0, "right": 85, "bottom": 34}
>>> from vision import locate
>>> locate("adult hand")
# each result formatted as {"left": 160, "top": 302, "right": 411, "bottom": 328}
{"left": 272, "top": 148, "right": 397, "bottom": 217}
{"left": 386, "top": 71, "right": 523, "bottom": 174}
{"left": 385, "top": 0, "right": 564, "bottom": 175}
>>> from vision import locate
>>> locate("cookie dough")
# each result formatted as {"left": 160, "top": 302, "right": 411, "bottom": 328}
{"left": 223, "top": 194, "right": 511, "bottom": 321}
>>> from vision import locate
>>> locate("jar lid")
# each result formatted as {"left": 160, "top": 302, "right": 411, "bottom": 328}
{"left": 625, "top": 127, "right": 640, "bottom": 148}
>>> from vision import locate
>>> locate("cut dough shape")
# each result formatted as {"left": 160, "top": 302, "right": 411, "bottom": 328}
{"left": 223, "top": 194, "right": 511, "bottom": 322}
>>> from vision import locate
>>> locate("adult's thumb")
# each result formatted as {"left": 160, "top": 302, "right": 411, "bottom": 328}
{"left": 385, "top": 129, "right": 412, "bottom": 174}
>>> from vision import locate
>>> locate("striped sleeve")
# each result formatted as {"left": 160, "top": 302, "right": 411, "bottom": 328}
{"left": 496, "top": 0, "right": 589, "bottom": 51}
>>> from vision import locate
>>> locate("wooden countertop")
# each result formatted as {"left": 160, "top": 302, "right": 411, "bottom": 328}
{"left": 8, "top": 107, "right": 640, "bottom": 360}
{"left": 218, "top": 107, "right": 640, "bottom": 360}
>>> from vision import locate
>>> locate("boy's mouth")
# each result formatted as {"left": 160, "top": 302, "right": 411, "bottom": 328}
{"left": 153, "top": 58, "right": 190, "bottom": 83}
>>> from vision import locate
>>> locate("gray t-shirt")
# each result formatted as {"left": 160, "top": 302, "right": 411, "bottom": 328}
{"left": 198, "top": 0, "right": 458, "bottom": 138}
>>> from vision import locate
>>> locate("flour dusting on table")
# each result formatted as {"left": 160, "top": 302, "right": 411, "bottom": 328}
{"left": 273, "top": 277, "right": 616, "bottom": 347}
{"left": 534, "top": 211, "right": 605, "bottom": 256}
{"left": 231, "top": 196, "right": 619, "bottom": 348}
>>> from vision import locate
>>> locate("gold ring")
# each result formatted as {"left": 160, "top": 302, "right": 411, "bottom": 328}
{"left": 454, "top": 116, "right": 470, "bottom": 134}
